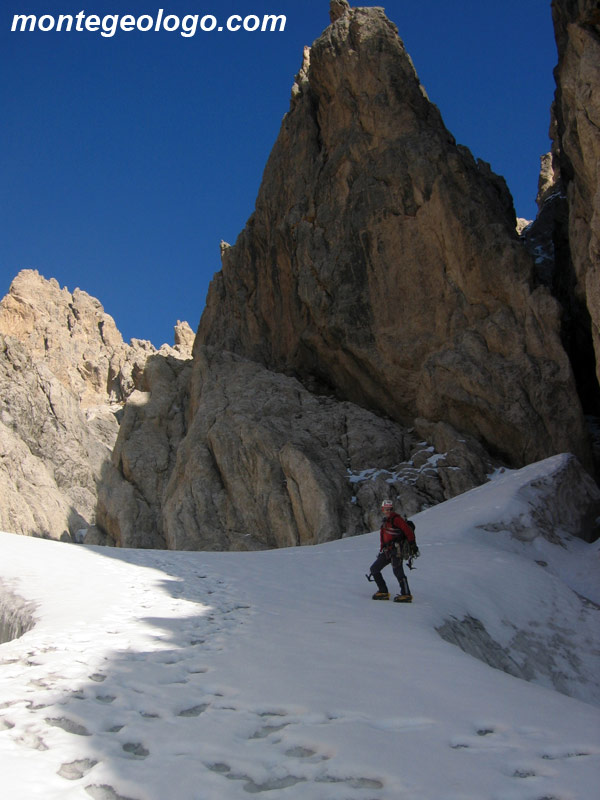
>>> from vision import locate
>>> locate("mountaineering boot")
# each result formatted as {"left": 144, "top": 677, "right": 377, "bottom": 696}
{"left": 393, "top": 594, "right": 413, "bottom": 603}
{"left": 372, "top": 591, "right": 390, "bottom": 600}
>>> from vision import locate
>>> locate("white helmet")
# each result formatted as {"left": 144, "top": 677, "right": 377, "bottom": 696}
{"left": 381, "top": 500, "right": 393, "bottom": 511}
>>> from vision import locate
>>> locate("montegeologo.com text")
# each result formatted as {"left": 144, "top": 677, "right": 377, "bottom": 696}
{"left": 11, "top": 9, "right": 287, "bottom": 37}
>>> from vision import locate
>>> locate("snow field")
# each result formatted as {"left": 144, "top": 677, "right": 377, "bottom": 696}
{"left": 0, "top": 456, "right": 599, "bottom": 799}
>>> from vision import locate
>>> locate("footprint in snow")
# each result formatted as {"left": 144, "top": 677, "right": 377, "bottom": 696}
{"left": 208, "top": 706, "right": 387, "bottom": 794}
{"left": 58, "top": 758, "right": 98, "bottom": 780}
{"left": 249, "top": 721, "right": 290, "bottom": 739}
{"left": 15, "top": 730, "right": 48, "bottom": 750}
{"left": 284, "top": 745, "right": 318, "bottom": 758}
{"left": 45, "top": 717, "right": 91, "bottom": 736}
{"left": 177, "top": 703, "right": 209, "bottom": 717}
{"left": 122, "top": 741, "right": 149, "bottom": 758}
{"left": 541, "top": 748, "right": 592, "bottom": 760}
{"left": 206, "top": 760, "right": 384, "bottom": 794}
{"left": 95, "top": 694, "right": 116, "bottom": 704}
{"left": 511, "top": 767, "right": 537, "bottom": 778}
{"left": 85, "top": 785, "right": 138, "bottom": 800}
{"left": 206, "top": 762, "right": 308, "bottom": 793}
{"left": 449, "top": 721, "right": 597, "bottom": 794}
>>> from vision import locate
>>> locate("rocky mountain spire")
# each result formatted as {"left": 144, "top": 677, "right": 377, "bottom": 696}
{"left": 198, "top": 4, "right": 589, "bottom": 469}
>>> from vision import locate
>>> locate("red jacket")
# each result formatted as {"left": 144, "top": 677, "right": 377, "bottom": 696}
{"left": 380, "top": 513, "right": 415, "bottom": 549}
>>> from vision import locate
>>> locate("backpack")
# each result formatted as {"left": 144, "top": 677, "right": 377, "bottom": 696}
{"left": 398, "top": 520, "right": 420, "bottom": 569}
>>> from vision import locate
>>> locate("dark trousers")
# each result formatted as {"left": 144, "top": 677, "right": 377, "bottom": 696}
{"left": 370, "top": 550, "right": 410, "bottom": 596}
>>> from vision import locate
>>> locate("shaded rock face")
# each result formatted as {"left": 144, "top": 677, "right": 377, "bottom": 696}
{"left": 97, "top": 352, "right": 193, "bottom": 550}
{"left": 198, "top": 5, "right": 588, "bottom": 469}
{"left": 549, "top": 0, "right": 600, "bottom": 408}
{"left": 97, "top": 346, "right": 498, "bottom": 550}
{"left": 0, "top": 271, "right": 192, "bottom": 542}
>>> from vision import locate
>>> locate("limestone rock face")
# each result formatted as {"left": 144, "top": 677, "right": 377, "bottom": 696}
{"left": 198, "top": 6, "right": 588, "bottom": 469}
{"left": 97, "top": 352, "right": 193, "bottom": 549}
{"left": 550, "top": 0, "right": 600, "bottom": 394}
{"left": 97, "top": 346, "right": 498, "bottom": 550}
{"left": 0, "top": 270, "right": 192, "bottom": 542}
{"left": 0, "top": 335, "right": 108, "bottom": 540}
{"left": 0, "top": 270, "right": 153, "bottom": 407}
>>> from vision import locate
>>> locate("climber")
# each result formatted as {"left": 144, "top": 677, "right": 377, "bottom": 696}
{"left": 367, "top": 499, "right": 416, "bottom": 602}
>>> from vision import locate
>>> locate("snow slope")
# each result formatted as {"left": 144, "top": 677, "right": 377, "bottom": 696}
{"left": 1, "top": 456, "right": 599, "bottom": 800}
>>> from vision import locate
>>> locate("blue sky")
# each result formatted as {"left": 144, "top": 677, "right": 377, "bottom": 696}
{"left": 2, "top": 1, "right": 557, "bottom": 347}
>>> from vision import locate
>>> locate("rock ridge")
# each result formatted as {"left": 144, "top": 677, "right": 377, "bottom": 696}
{"left": 0, "top": 270, "right": 193, "bottom": 542}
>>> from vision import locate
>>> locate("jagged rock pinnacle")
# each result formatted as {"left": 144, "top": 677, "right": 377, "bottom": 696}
{"left": 329, "top": 0, "right": 350, "bottom": 23}
{"left": 198, "top": 2, "right": 590, "bottom": 470}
